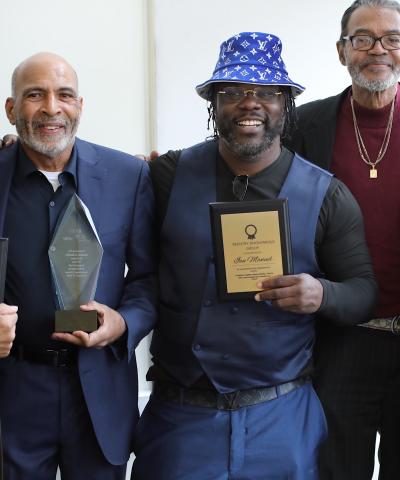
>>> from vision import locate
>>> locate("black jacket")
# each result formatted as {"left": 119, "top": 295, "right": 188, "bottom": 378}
{"left": 285, "top": 88, "right": 350, "bottom": 168}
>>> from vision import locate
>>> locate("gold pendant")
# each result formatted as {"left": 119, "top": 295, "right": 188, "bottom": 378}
{"left": 370, "top": 167, "right": 377, "bottom": 179}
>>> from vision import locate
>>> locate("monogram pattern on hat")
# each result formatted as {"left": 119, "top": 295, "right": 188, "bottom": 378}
{"left": 196, "top": 32, "right": 305, "bottom": 99}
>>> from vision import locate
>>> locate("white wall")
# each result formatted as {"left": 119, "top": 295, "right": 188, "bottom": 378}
{"left": 0, "top": 0, "right": 151, "bottom": 155}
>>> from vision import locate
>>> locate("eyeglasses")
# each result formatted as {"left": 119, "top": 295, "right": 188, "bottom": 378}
{"left": 341, "top": 34, "right": 400, "bottom": 51}
{"left": 218, "top": 87, "right": 282, "bottom": 104}
{"left": 232, "top": 175, "right": 249, "bottom": 201}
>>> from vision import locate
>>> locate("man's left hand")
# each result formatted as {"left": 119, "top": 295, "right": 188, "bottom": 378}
{"left": 254, "top": 273, "right": 323, "bottom": 314}
{"left": 51, "top": 301, "right": 127, "bottom": 348}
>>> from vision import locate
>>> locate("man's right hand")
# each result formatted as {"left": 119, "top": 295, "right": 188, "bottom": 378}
{"left": 0, "top": 303, "right": 18, "bottom": 358}
{"left": 135, "top": 150, "right": 159, "bottom": 162}
{"left": 0, "top": 134, "right": 18, "bottom": 149}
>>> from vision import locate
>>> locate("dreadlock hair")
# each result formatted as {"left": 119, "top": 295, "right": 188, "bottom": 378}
{"left": 205, "top": 84, "right": 298, "bottom": 141}
{"left": 281, "top": 88, "right": 298, "bottom": 141}
{"left": 206, "top": 84, "right": 219, "bottom": 140}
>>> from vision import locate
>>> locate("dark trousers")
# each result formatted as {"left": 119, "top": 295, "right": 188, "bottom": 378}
{"left": 132, "top": 382, "right": 327, "bottom": 480}
{"left": 0, "top": 356, "right": 126, "bottom": 480}
{"left": 314, "top": 325, "right": 400, "bottom": 480}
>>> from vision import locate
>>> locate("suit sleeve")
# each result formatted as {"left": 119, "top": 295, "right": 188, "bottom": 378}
{"left": 316, "top": 178, "right": 378, "bottom": 325}
{"left": 117, "top": 160, "right": 158, "bottom": 360}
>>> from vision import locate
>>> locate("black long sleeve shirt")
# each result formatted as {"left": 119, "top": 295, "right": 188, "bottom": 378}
{"left": 150, "top": 145, "right": 377, "bottom": 326}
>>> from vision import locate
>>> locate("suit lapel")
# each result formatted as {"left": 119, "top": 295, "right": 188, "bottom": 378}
{"left": 74, "top": 138, "right": 106, "bottom": 230}
{"left": 0, "top": 144, "right": 18, "bottom": 235}
{"left": 299, "top": 88, "right": 350, "bottom": 170}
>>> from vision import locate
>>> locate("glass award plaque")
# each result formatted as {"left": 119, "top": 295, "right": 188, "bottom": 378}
{"left": 49, "top": 194, "right": 103, "bottom": 332}
{"left": 210, "top": 199, "right": 293, "bottom": 300}
{"left": 0, "top": 238, "right": 8, "bottom": 303}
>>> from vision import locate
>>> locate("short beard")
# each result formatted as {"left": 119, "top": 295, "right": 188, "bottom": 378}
{"left": 348, "top": 64, "right": 400, "bottom": 92}
{"left": 217, "top": 120, "right": 283, "bottom": 160}
{"left": 16, "top": 115, "right": 79, "bottom": 159}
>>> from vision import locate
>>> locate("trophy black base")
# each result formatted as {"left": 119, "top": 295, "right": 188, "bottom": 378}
{"left": 55, "top": 310, "right": 99, "bottom": 333}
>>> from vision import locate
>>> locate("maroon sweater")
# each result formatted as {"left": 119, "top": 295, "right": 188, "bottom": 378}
{"left": 332, "top": 88, "right": 400, "bottom": 317}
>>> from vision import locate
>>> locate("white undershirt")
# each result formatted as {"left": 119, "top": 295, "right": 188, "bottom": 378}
{"left": 39, "top": 170, "right": 62, "bottom": 192}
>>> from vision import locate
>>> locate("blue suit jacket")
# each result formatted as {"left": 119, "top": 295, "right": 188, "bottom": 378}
{"left": 0, "top": 138, "right": 157, "bottom": 465}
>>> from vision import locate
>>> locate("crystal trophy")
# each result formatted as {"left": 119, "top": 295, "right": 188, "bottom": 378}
{"left": 49, "top": 194, "right": 103, "bottom": 332}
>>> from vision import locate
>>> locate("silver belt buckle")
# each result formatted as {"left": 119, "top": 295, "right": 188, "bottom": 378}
{"left": 390, "top": 316, "right": 400, "bottom": 335}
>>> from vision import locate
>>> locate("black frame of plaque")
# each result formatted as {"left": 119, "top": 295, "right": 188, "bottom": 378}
{"left": 209, "top": 199, "right": 293, "bottom": 300}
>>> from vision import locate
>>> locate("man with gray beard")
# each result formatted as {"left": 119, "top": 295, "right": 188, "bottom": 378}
{"left": 0, "top": 52, "right": 157, "bottom": 479}
{"left": 286, "top": 1, "right": 400, "bottom": 479}
{"left": 131, "top": 31, "right": 377, "bottom": 480}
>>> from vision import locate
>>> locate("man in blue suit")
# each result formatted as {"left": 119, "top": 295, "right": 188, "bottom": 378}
{"left": 132, "top": 32, "right": 377, "bottom": 480}
{"left": 0, "top": 52, "right": 157, "bottom": 479}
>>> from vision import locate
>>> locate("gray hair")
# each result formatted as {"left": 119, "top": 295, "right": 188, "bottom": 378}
{"left": 11, "top": 68, "right": 18, "bottom": 98}
{"left": 340, "top": 0, "right": 400, "bottom": 39}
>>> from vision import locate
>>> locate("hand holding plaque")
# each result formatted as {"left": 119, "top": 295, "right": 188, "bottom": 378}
{"left": 49, "top": 194, "right": 103, "bottom": 332}
{"left": 210, "top": 199, "right": 293, "bottom": 300}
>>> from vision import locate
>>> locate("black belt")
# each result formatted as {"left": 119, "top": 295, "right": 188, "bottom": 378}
{"left": 10, "top": 346, "right": 77, "bottom": 367}
{"left": 152, "top": 377, "right": 309, "bottom": 411}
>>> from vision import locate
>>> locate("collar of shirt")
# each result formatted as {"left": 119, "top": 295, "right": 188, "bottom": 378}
{"left": 15, "top": 140, "right": 78, "bottom": 190}
{"left": 216, "top": 146, "right": 293, "bottom": 202}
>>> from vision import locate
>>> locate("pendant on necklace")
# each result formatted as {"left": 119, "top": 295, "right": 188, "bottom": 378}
{"left": 370, "top": 167, "right": 378, "bottom": 179}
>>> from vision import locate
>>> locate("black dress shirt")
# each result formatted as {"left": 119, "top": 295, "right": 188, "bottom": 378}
{"left": 4, "top": 142, "right": 78, "bottom": 351}
{"left": 147, "top": 145, "right": 377, "bottom": 387}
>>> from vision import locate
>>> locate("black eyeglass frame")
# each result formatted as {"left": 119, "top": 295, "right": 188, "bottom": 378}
{"left": 341, "top": 34, "right": 400, "bottom": 51}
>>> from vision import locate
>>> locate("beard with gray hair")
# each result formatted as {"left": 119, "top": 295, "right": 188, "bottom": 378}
{"left": 348, "top": 62, "right": 400, "bottom": 92}
{"left": 15, "top": 113, "right": 80, "bottom": 159}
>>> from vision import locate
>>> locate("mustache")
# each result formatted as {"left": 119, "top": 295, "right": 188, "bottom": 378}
{"left": 31, "top": 117, "right": 69, "bottom": 129}
{"left": 359, "top": 59, "right": 393, "bottom": 69}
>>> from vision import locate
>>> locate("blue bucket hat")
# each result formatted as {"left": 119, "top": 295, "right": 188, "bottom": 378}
{"left": 196, "top": 32, "right": 305, "bottom": 100}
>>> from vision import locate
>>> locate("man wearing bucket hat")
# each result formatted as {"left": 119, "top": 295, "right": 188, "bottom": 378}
{"left": 286, "top": 1, "right": 400, "bottom": 478}
{"left": 132, "top": 32, "right": 377, "bottom": 479}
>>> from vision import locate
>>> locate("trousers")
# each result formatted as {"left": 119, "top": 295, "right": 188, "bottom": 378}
{"left": 0, "top": 355, "right": 126, "bottom": 480}
{"left": 132, "top": 381, "right": 326, "bottom": 480}
{"left": 314, "top": 325, "right": 400, "bottom": 480}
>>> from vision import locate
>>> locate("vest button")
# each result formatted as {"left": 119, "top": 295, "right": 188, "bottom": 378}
{"left": 203, "top": 299, "right": 213, "bottom": 307}
{"left": 193, "top": 344, "right": 201, "bottom": 351}
{"left": 230, "top": 307, "right": 239, "bottom": 314}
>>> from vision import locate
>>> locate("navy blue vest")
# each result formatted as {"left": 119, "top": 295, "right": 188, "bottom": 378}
{"left": 151, "top": 141, "right": 332, "bottom": 393}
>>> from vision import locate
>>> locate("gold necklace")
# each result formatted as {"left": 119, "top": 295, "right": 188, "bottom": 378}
{"left": 350, "top": 95, "right": 395, "bottom": 179}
